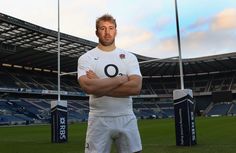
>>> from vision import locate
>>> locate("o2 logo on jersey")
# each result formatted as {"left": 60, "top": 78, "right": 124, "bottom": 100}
{"left": 104, "top": 64, "right": 123, "bottom": 77}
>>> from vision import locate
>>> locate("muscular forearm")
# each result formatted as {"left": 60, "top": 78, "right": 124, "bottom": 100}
{"left": 79, "top": 75, "right": 128, "bottom": 96}
{"left": 106, "top": 75, "right": 142, "bottom": 97}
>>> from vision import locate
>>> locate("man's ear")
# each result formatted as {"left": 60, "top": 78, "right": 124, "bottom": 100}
{"left": 95, "top": 30, "right": 98, "bottom": 37}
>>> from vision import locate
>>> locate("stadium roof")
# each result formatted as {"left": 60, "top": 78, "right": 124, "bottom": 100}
{"left": 0, "top": 12, "right": 97, "bottom": 73}
{"left": 141, "top": 53, "right": 236, "bottom": 77}
{"left": 1, "top": 12, "right": 236, "bottom": 77}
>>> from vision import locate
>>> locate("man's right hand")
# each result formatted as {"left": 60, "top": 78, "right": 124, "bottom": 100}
{"left": 86, "top": 70, "right": 99, "bottom": 79}
{"left": 117, "top": 75, "right": 128, "bottom": 84}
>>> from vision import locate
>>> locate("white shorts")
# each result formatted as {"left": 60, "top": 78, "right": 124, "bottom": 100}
{"left": 85, "top": 114, "right": 142, "bottom": 153}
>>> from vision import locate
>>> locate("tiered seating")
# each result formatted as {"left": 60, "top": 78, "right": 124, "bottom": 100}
{"left": 0, "top": 71, "right": 21, "bottom": 88}
{"left": 195, "top": 96, "right": 211, "bottom": 115}
{"left": 8, "top": 99, "right": 41, "bottom": 120}
{"left": 12, "top": 72, "right": 44, "bottom": 89}
{"left": 0, "top": 100, "right": 12, "bottom": 113}
{"left": 142, "top": 72, "right": 236, "bottom": 94}
{"left": 140, "top": 80, "right": 155, "bottom": 95}
{"left": 0, "top": 115, "right": 24, "bottom": 122}
{"left": 34, "top": 100, "right": 51, "bottom": 109}
{"left": 31, "top": 76, "right": 57, "bottom": 90}
{"left": 207, "top": 103, "right": 232, "bottom": 116}
{"left": 1, "top": 67, "right": 236, "bottom": 125}
{"left": 228, "top": 103, "right": 236, "bottom": 115}
{"left": 0, "top": 68, "right": 83, "bottom": 94}
{"left": 0, "top": 100, "right": 34, "bottom": 125}
{"left": 133, "top": 101, "right": 156, "bottom": 119}
{"left": 67, "top": 100, "right": 89, "bottom": 121}
{"left": 69, "top": 100, "right": 88, "bottom": 109}
{"left": 158, "top": 102, "right": 174, "bottom": 118}
{"left": 68, "top": 110, "right": 84, "bottom": 121}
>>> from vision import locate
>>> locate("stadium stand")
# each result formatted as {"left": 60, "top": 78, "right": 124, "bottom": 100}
{"left": 206, "top": 102, "right": 232, "bottom": 116}
{"left": 229, "top": 103, "right": 236, "bottom": 115}
{"left": 1, "top": 12, "right": 236, "bottom": 125}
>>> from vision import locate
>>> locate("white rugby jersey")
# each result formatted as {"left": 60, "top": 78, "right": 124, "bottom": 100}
{"left": 77, "top": 47, "right": 142, "bottom": 116}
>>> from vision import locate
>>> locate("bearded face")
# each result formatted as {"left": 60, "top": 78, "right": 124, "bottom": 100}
{"left": 96, "top": 21, "right": 117, "bottom": 46}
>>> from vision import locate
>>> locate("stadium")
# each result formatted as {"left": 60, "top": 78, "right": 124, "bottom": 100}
{"left": 0, "top": 12, "right": 236, "bottom": 153}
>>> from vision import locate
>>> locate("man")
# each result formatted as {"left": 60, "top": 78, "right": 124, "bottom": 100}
{"left": 77, "top": 14, "right": 142, "bottom": 153}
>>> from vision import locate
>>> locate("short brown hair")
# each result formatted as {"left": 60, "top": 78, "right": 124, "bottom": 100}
{"left": 96, "top": 14, "right": 117, "bottom": 30}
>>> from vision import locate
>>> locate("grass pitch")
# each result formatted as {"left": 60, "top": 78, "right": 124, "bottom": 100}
{"left": 0, "top": 116, "right": 236, "bottom": 153}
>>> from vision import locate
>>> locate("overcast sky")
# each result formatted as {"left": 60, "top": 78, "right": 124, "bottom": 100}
{"left": 1, "top": 0, "right": 236, "bottom": 58}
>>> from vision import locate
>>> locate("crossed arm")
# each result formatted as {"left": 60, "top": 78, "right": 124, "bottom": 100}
{"left": 78, "top": 70, "right": 142, "bottom": 97}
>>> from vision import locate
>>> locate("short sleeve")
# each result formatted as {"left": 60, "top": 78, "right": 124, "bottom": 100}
{"left": 77, "top": 54, "right": 92, "bottom": 79}
{"left": 126, "top": 52, "right": 142, "bottom": 76}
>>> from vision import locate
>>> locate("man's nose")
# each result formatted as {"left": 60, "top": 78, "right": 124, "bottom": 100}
{"left": 105, "top": 28, "right": 110, "bottom": 34}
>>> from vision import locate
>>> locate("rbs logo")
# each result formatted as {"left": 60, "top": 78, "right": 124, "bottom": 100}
{"left": 59, "top": 117, "right": 66, "bottom": 140}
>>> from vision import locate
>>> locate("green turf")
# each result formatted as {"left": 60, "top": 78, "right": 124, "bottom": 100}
{"left": 0, "top": 116, "right": 236, "bottom": 153}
